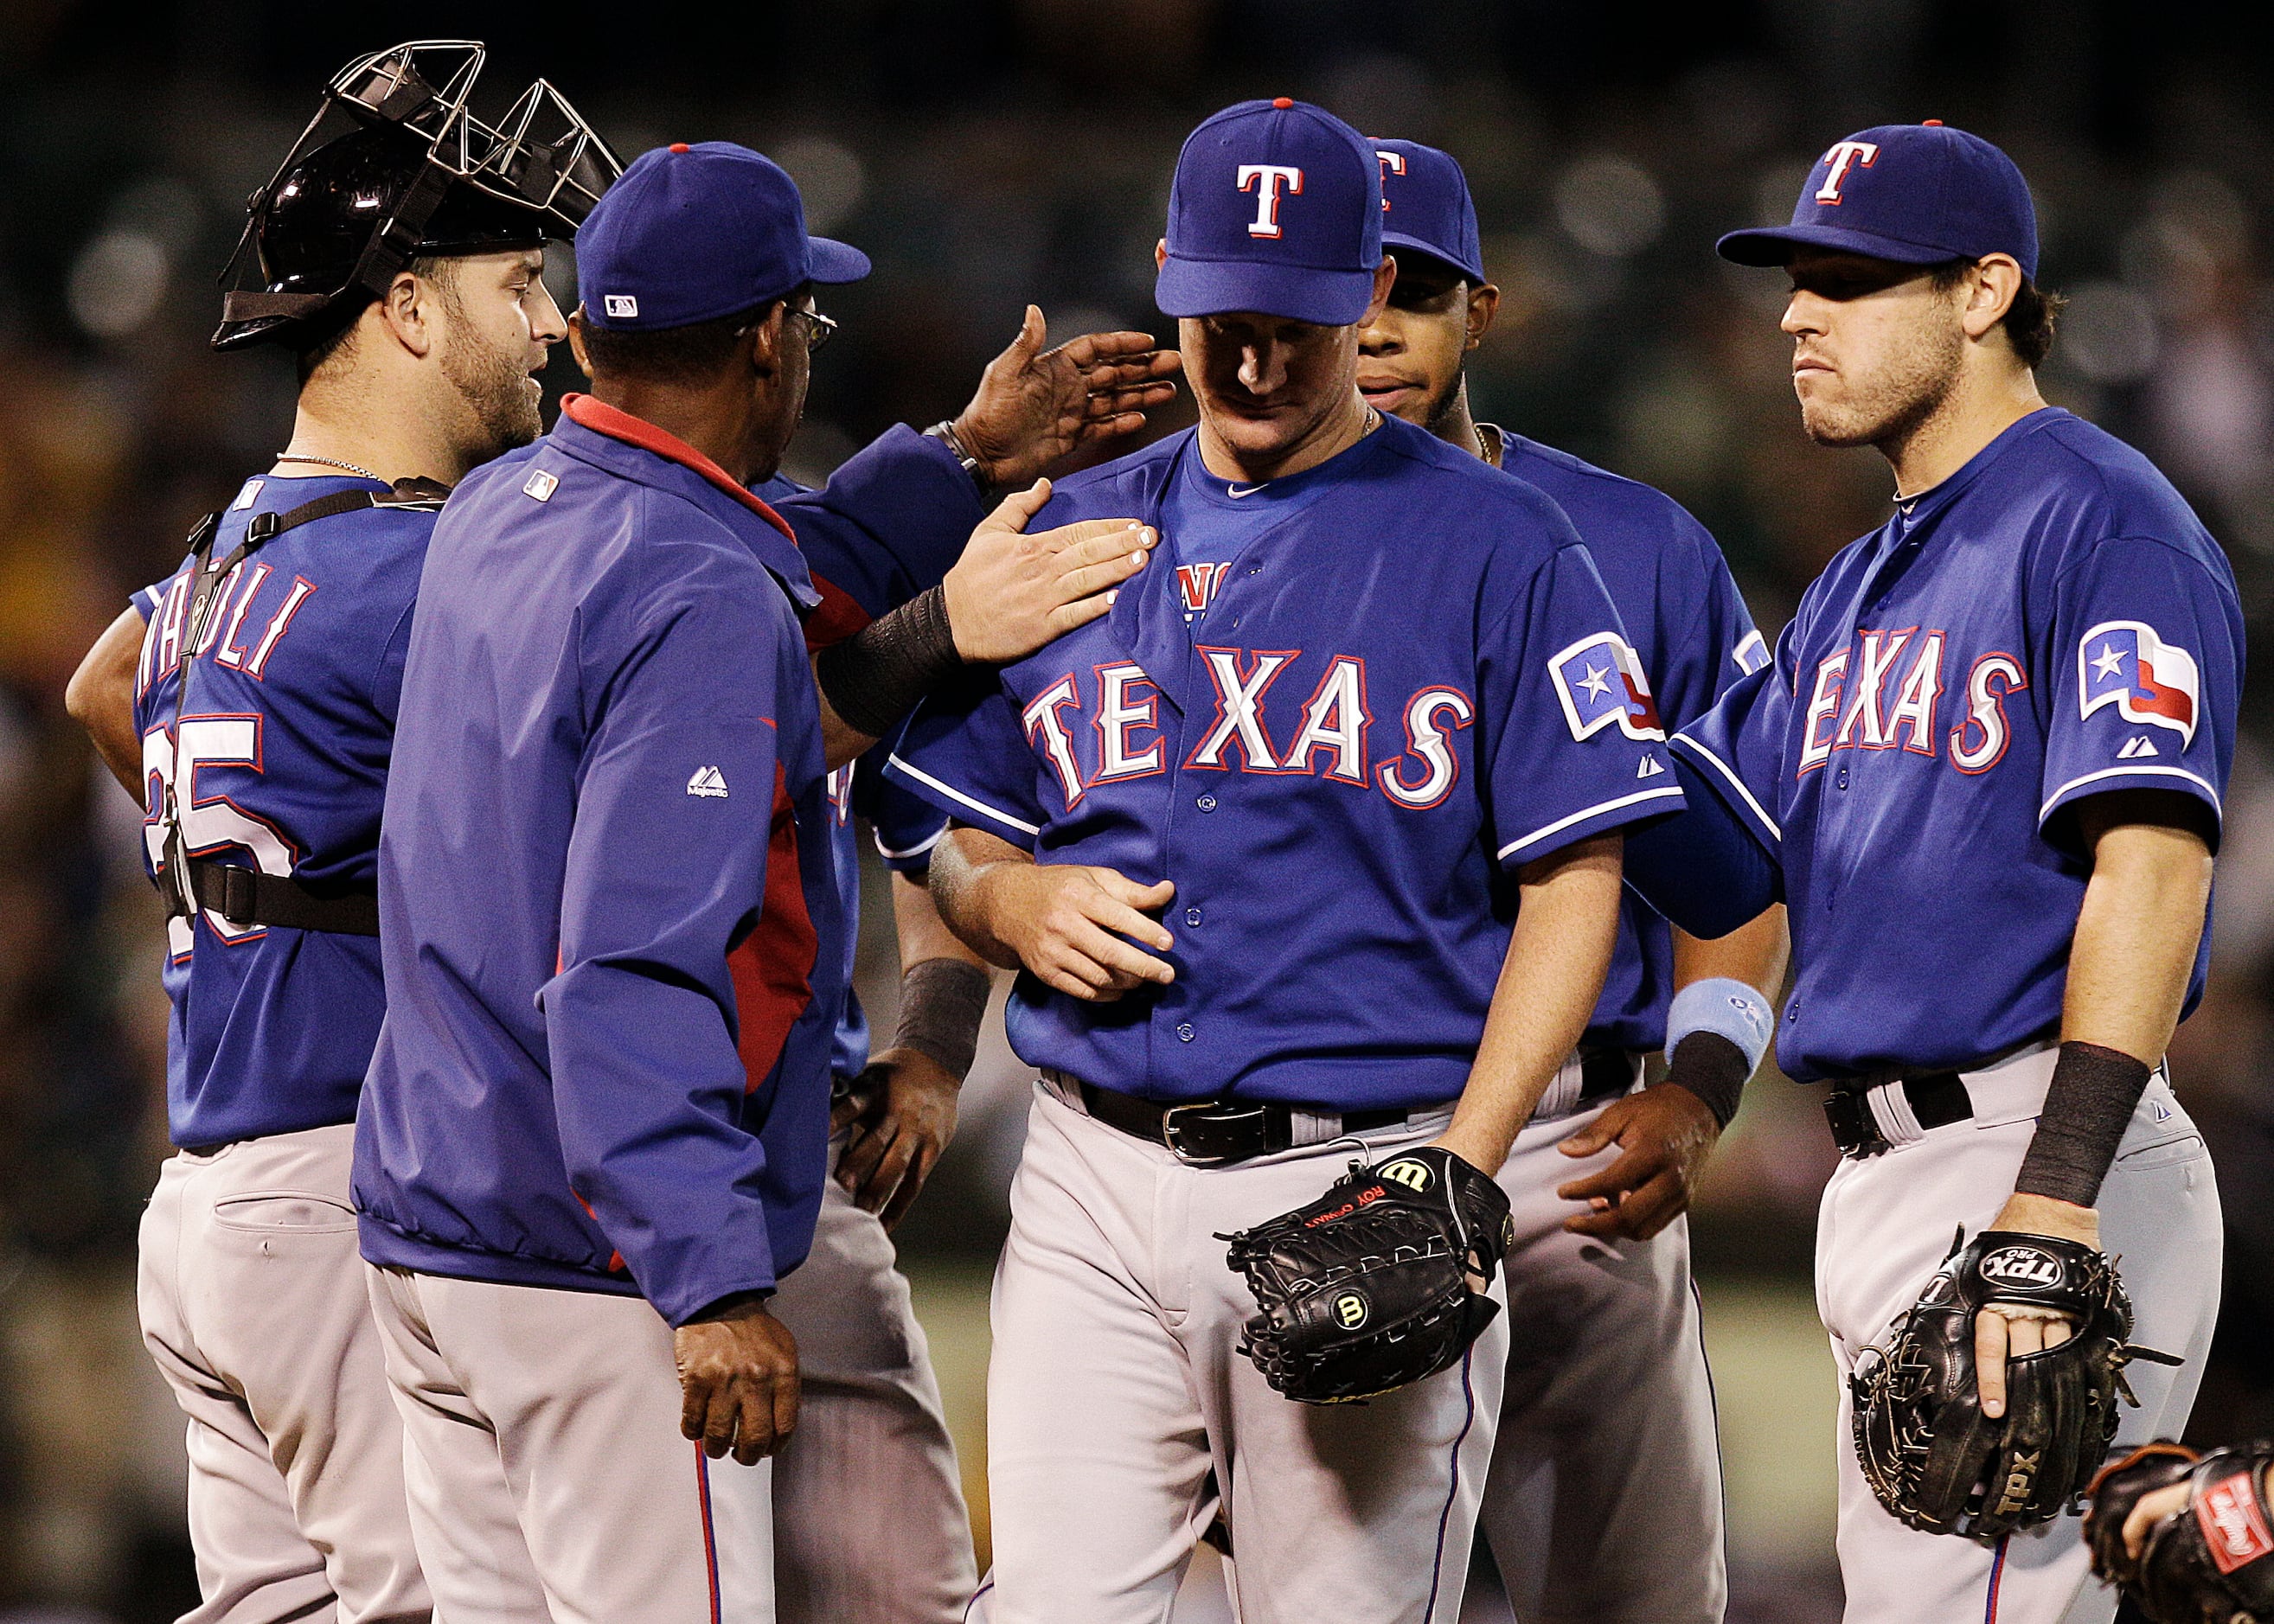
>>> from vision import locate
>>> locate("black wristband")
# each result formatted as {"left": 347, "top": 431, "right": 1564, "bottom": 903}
{"left": 1665, "top": 1031, "right": 1750, "bottom": 1129}
{"left": 892, "top": 957, "right": 991, "bottom": 1082}
{"left": 2014, "top": 1040, "right": 2154, "bottom": 1207}
{"left": 815, "top": 585, "right": 960, "bottom": 739}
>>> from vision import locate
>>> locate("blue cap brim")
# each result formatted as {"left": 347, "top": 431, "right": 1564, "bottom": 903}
{"left": 1381, "top": 233, "right": 1486, "bottom": 286}
{"left": 1156, "top": 254, "right": 1377, "bottom": 326}
{"left": 1715, "top": 222, "right": 1963, "bottom": 268}
{"left": 807, "top": 237, "right": 872, "bottom": 285}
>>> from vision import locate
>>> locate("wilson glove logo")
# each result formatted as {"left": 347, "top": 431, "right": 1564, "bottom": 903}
{"left": 1978, "top": 1246, "right": 2064, "bottom": 1289}
{"left": 1375, "top": 1158, "right": 1435, "bottom": 1193}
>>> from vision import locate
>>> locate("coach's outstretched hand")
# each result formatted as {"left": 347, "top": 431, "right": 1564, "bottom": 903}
{"left": 1555, "top": 1082, "right": 1721, "bottom": 1242}
{"left": 952, "top": 306, "right": 1181, "bottom": 489}
{"left": 943, "top": 482, "right": 1156, "bottom": 662}
{"left": 676, "top": 1296, "right": 800, "bottom": 1466}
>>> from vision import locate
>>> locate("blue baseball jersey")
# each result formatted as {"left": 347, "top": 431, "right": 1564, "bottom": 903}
{"left": 1494, "top": 432, "right": 1763, "bottom": 1052}
{"left": 754, "top": 457, "right": 961, "bottom": 1082}
{"left": 887, "top": 412, "right": 1682, "bottom": 1111}
{"left": 1670, "top": 408, "right": 2243, "bottom": 1082}
{"left": 355, "top": 406, "right": 845, "bottom": 1325}
{"left": 129, "top": 475, "right": 432, "bottom": 1149}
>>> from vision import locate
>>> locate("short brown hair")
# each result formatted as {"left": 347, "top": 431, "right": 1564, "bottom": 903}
{"left": 579, "top": 285, "right": 808, "bottom": 388}
{"left": 1931, "top": 259, "right": 2066, "bottom": 369}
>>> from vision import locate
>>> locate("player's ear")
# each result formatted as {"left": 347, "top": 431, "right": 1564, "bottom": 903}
{"left": 375, "top": 267, "right": 438, "bottom": 361}
{"left": 1360, "top": 259, "right": 1398, "bottom": 328}
{"left": 1466, "top": 282, "right": 1502, "bottom": 349}
{"left": 1963, "top": 255, "right": 2023, "bottom": 342}
{"left": 565, "top": 308, "right": 595, "bottom": 381}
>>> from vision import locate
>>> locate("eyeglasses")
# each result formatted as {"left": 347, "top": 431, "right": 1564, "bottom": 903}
{"left": 786, "top": 306, "right": 837, "bottom": 352}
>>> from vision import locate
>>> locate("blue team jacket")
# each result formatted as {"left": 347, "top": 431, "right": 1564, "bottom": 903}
{"left": 354, "top": 400, "right": 846, "bottom": 1326}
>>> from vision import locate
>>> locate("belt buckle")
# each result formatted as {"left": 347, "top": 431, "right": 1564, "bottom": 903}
{"left": 1160, "top": 1101, "right": 1263, "bottom": 1167}
{"left": 1823, "top": 1089, "right": 1890, "bottom": 1160}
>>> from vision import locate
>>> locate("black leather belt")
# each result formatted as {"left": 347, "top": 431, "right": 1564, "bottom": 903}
{"left": 1074, "top": 1084, "right": 1410, "bottom": 1167}
{"left": 1069, "top": 1048, "right": 1637, "bottom": 1168}
{"left": 1823, "top": 1071, "right": 1973, "bottom": 1159}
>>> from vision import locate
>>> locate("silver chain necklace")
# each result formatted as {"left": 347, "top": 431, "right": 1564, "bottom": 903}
{"left": 1473, "top": 422, "right": 1498, "bottom": 466}
{"left": 275, "top": 452, "right": 384, "bottom": 482}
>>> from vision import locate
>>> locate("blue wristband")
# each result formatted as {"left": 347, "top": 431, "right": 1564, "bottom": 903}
{"left": 1665, "top": 977, "right": 1775, "bottom": 1077}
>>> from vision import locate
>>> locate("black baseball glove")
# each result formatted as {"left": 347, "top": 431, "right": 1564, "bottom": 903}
{"left": 1221, "top": 1145, "right": 1513, "bottom": 1405}
{"left": 1850, "top": 1229, "right": 2176, "bottom": 1544}
{"left": 2087, "top": 1440, "right": 2274, "bottom": 1623}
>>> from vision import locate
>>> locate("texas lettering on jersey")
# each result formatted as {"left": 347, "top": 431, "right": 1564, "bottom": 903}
{"left": 1016, "top": 639, "right": 1654, "bottom": 815}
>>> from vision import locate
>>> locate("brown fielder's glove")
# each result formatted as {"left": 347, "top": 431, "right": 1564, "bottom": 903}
{"left": 1849, "top": 1229, "right": 2178, "bottom": 1543}
{"left": 1221, "top": 1145, "right": 1512, "bottom": 1405}
{"left": 2087, "top": 1440, "right": 2274, "bottom": 1623}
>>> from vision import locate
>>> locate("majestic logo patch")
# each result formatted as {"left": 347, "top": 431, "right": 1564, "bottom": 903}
{"left": 522, "top": 470, "right": 559, "bottom": 502}
{"left": 2198, "top": 1472, "right": 2274, "bottom": 1573}
{"left": 1375, "top": 1157, "right": 1435, "bottom": 1193}
{"left": 604, "top": 293, "right": 639, "bottom": 318}
{"left": 1978, "top": 1246, "right": 2064, "bottom": 1290}
{"left": 2117, "top": 735, "right": 2159, "bottom": 759}
{"left": 1549, "top": 632, "right": 1664, "bottom": 742}
{"left": 1333, "top": 1291, "right": 1370, "bottom": 1329}
{"left": 2079, "top": 620, "right": 2199, "bottom": 745}
{"left": 685, "top": 765, "right": 729, "bottom": 799}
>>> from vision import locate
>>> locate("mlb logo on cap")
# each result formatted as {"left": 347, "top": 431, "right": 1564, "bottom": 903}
{"left": 603, "top": 294, "right": 638, "bottom": 318}
{"left": 1156, "top": 98, "right": 1384, "bottom": 327}
{"left": 1549, "top": 632, "right": 1664, "bottom": 742}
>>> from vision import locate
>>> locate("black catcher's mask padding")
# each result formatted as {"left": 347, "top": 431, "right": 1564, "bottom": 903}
{"left": 215, "top": 40, "right": 621, "bottom": 353}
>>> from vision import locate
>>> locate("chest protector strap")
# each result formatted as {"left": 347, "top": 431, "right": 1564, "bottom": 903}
{"left": 157, "top": 478, "right": 447, "bottom": 938}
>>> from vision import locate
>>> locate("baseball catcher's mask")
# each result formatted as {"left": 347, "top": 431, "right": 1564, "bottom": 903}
{"left": 215, "top": 41, "right": 621, "bottom": 352}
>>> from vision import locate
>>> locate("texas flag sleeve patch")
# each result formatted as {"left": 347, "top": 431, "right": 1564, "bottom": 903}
{"left": 2079, "top": 619, "right": 2200, "bottom": 745}
{"left": 1549, "top": 631, "right": 1665, "bottom": 743}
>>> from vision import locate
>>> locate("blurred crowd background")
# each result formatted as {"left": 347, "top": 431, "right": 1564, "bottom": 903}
{"left": 0, "top": 3, "right": 2269, "bottom": 1619}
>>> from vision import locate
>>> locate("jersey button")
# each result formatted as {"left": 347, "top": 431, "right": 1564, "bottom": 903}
{"left": 1176, "top": 1023, "right": 1195, "bottom": 1042}
{"left": 1836, "top": 766, "right": 1850, "bottom": 790}
{"left": 1197, "top": 794, "right": 1218, "bottom": 813}
{"left": 1184, "top": 907, "right": 1202, "bottom": 927}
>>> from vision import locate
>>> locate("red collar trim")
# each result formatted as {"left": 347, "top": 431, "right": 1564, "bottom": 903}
{"left": 560, "top": 393, "right": 796, "bottom": 543}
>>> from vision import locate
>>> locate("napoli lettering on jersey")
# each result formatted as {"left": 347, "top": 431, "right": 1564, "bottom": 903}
{"left": 1020, "top": 649, "right": 1477, "bottom": 809}
{"left": 137, "top": 560, "right": 321, "bottom": 699}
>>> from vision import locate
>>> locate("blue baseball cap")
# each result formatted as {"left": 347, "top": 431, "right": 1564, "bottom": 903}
{"left": 1373, "top": 138, "right": 1486, "bottom": 285}
{"left": 1156, "top": 98, "right": 1383, "bottom": 327}
{"left": 577, "top": 141, "right": 870, "bottom": 331}
{"left": 1717, "top": 122, "right": 2039, "bottom": 279}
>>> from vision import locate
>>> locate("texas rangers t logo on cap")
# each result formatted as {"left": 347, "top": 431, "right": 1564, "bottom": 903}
{"left": 2079, "top": 619, "right": 2199, "bottom": 745}
{"left": 1239, "top": 164, "right": 1304, "bottom": 238}
{"left": 1549, "top": 632, "right": 1665, "bottom": 742}
{"left": 1814, "top": 140, "right": 1880, "bottom": 204}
